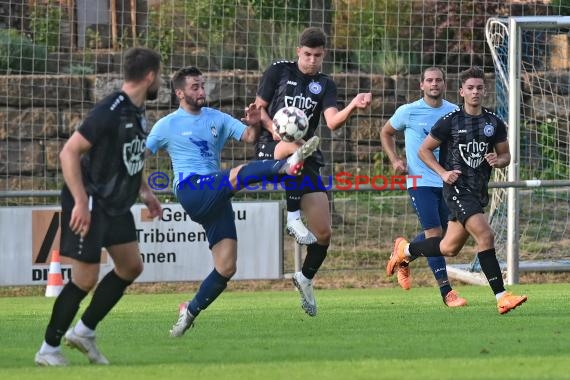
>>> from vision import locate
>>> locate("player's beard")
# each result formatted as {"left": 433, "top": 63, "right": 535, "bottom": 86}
{"left": 185, "top": 95, "right": 205, "bottom": 109}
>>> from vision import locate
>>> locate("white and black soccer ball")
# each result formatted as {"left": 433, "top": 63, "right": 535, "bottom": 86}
{"left": 272, "top": 106, "right": 309, "bottom": 142}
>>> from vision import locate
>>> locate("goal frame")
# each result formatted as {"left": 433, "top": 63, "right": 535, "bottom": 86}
{"left": 504, "top": 16, "right": 570, "bottom": 284}
{"left": 448, "top": 16, "right": 570, "bottom": 286}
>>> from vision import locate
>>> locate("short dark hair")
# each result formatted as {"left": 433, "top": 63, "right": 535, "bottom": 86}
{"left": 459, "top": 66, "right": 485, "bottom": 85}
{"left": 299, "top": 27, "right": 327, "bottom": 48}
{"left": 171, "top": 66, "right": 203, "bottom": 90}
{"left": 122, "top": 47, "right": 161, "bottom": 82}
{"left": 421, "top": 66, "right": 446, "bottom": 82}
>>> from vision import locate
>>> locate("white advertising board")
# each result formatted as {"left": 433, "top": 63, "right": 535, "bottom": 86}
{"left": 0, "top": 202, "right": 282, "bottom": 286}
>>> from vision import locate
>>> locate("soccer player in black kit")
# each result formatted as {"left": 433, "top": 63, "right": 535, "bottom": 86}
{"left": 254, "top": 27, "right": 372, "bottom": 316}
{"left": 35, "top": 47, "right": 163, "bottom": 366}
{"left": 387, "top": 66, "right": 527, "bottom": 314}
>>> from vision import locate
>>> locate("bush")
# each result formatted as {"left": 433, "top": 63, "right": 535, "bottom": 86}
{"left": 333, "top": 0, "right": 414, "bottom": 73}
{"left": 29, "top": 0, "right": 65, "bottom": 53}
{"left": 256, "top": 22, "right": 306, "bottom": 70}
{"left": 141, "top": 0, "right": 311, "bottom": 68}
{"left": 0, "top": 29, "right": 47, "bottom": 74}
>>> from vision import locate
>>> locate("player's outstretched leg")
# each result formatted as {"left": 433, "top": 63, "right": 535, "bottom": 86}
{"left": 279, "top": 136, "right": 320, "bottom": 176}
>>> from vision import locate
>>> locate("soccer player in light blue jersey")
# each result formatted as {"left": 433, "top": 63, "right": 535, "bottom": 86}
{"left": 146, "top": 67, "right": 319, "bottom": 337}
{"left": 380, "top": 67, "right": 467, "bottom": 307}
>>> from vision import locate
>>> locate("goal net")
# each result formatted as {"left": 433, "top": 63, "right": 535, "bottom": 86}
{"left": 450, "top": 16, "right": 570, "bottom": 285}
{"left": 1, "top": 2, "right": 569, "bottom": 282}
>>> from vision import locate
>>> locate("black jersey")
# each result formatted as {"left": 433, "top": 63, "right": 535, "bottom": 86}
{"left": 74, "top": 91, "right": 148, "bottom": 216}
{"left": 430, "top": 106, "right": 507, "bottom": 204}
{"left": 256, "top": 60, "right": 338, "bottom": 144}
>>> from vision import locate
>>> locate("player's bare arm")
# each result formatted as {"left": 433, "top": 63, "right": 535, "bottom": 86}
{"left": 485, "top": 141, "right": 511, "bottom": 168}
{"left": 254, "top": 96, "right": 281, "bottom": 141}
{"left": 323, "top": 92, "right": 372, "bottom": 131}
{"left": 419, "top": 134, "right": 461, "bottom": 184}
{"left": 139, "top": 180, "right": 162, "bottom": 218}
{"left": 59, "top": 131, "right": 92, "bottom": 237}
{"left": 240, "top": 103, "right": 262, "bottom": 144}
{"left": 380, "top": 121, "right": 407, "bottom": 174}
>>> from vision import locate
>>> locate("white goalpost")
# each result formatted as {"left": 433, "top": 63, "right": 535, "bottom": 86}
{"left": 448, "top": 16, "right": 570, "bottom": 286}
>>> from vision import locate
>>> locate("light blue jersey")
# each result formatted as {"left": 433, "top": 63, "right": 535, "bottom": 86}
{"left": 146, "top": 107, "right": 247, "bottom": 191}
{"left": 389, "top": 98, "right": 457, "bottom": 188}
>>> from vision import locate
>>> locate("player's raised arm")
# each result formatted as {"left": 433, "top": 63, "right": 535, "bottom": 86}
{"left": 240, "top": 103, "right": 262, "bottom": 144}
{"left": 323, "top": 92, "right": 372, "bottom": 131}
{"left": 254, "top": 95, "right": 281, "bottom": 141}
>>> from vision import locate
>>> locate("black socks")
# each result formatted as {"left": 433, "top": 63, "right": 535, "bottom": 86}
{"left": 44, "top": 281, "right": 88, "bottom": 346}
{"left": 478, "top": 249, "right": 506, "bottom": 295}
{"left": 82, "top": 270, "right": 132, "bottom": 330}
{"left": 302, "top": 243, "right": 329, "bottom": 279}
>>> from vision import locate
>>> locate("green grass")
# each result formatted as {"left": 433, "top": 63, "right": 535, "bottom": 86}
{"left": 1, "top": 284, "right": 569, "bottom": 379}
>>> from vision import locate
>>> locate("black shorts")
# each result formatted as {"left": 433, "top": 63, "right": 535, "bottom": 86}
{"left": 443, "top": 185, "right": 485, "bottom": 225}
{"left": 60, "top": 187, "right": 137, "bottom": 263}
{"left": 283, "top": 159, "right": 328, "bottom": 196}
{"left": 256, "top": 140, "right": 278, "bottom": 160}
{"left": 255, "top": 141, "right": 327, "bottom": 197}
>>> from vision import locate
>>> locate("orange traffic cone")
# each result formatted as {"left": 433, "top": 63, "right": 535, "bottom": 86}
{"left": 45, "top": 250, "right": 64, "bottom": 297}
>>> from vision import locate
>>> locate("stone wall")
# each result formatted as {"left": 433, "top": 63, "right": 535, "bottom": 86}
{"left": 2, "top": 70, "right": 564, "bottom": 194}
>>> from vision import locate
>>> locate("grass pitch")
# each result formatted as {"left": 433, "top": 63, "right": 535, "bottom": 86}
{"left": 1, "top": 283, "right": 569, "bottom": 380}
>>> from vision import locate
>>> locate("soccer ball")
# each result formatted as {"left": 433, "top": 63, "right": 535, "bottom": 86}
{"left": 272, "top": 106, "right": 309, "bottom": 142}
